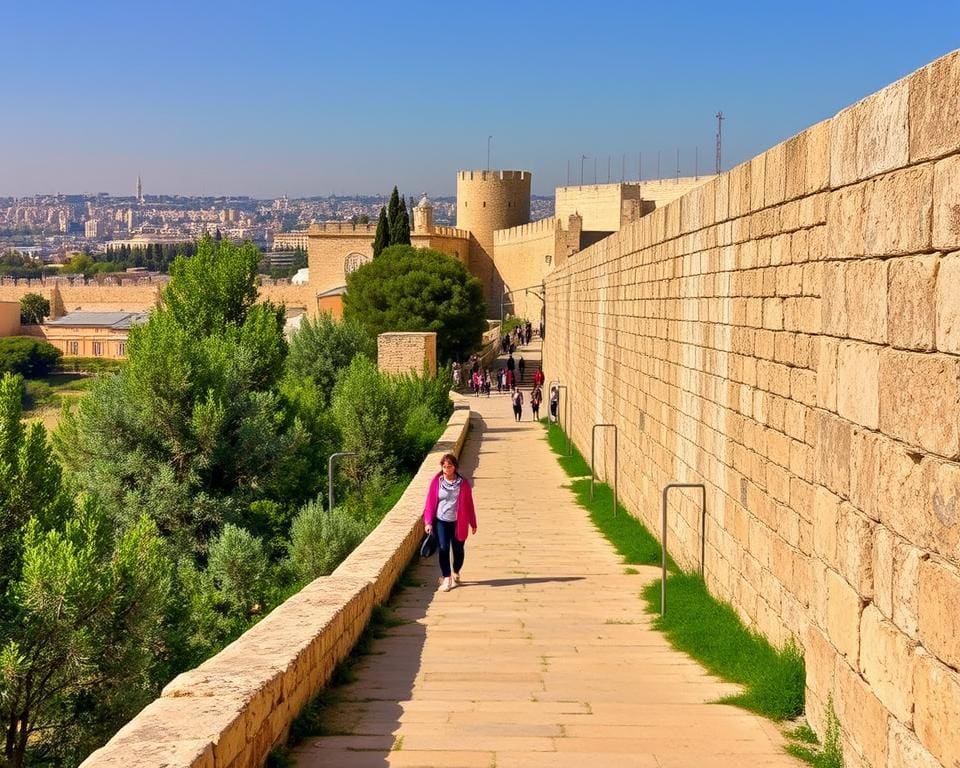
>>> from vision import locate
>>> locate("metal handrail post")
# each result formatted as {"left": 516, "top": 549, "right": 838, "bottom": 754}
{"left": 328, "top": 452, "right": 357, "bottom": 512}
{"left": 555, "top": 384, "right": 570, "bottom": 455}
{"left": 660, "top": 483, "right": 707, "bottom": 613}
{"left": 590, "top": 424, "right": 618, "bottom": 516}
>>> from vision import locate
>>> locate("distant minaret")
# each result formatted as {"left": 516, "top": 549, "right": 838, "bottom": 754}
{"left": 136, "top": 175, "right": 143, "bottom": 204}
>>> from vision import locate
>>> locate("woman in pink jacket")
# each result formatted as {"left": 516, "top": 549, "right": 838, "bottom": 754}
{"left": 423, "top": 452, "right": 478, "bottom": 592}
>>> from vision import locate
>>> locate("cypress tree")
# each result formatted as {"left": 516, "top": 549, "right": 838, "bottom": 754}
{"left": 390, "top": 197, "right": 411, "bottom": 246}
{"left": 386, "top": 186, "right": 400, "bottom": 234}
{"left": 372, "top": 207, "right": 389, "bottom": 257}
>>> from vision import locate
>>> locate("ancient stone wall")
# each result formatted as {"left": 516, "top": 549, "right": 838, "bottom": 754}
{"left": 80, "top": 404, "right": 472, "bottom": 768}
{"left": 543, "top": 50, "right": 960, "bottom": 768}
{"left": 0, "top": 300, "right": 20, "bottom": 336}
{"left": 378, "top": 332, "right": 437, "bottom": 376}
{"left": 493, "top": 218, "right": 562, "bottom": 323}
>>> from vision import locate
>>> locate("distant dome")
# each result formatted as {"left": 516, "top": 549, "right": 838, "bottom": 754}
{"left": 416, "top": 194, "right": 431, "bottom": 208}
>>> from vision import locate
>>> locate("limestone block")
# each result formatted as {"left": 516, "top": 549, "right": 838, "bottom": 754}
{"left": 808, "top": 223, "right": 828, "bottom": 260}
{"left": 837, "top": 341, "right": 880, "bottom": 429}
{"left": 933, "top": 155, "right": 960, "bottom": 250}
{"left": 935, "top": 251, "right": 960, "bottom": 353}
{"left": 845, "top": 260, "right": 888, "bottom": 343}
{"left": 817, "top": 337, "right": 839, "bottom": 413}
{"left": 813, "top": 486, "right": 841, "bottom": 565}
{"left": 820, "top": 262, "right": 847, "bottom": 336}
{"left": 859, "top": 604, "right": 915, "bottom": 723}
{"left": 857, "top": 79, "right": 910, "bottom": 183}
{"left": 762, "top": 298, "right": 784, "bottom": 330}
{"left": 887, "top": 717, "right": 942, "bottom": 768}
{"left": 834, "top": 656, "right": 890, "bottom": 768}
{"left": 917, "top": 557, "right": 960, "bottom": 670}
{"left": 887, "top": 254, "right": 939, "bottom": 351}
{"left": 878, "top": 349, "right": 960, "bottom": 457}
{"left": 791, "top": 368, "right": 817, "bottom": 406}
{"left": 913, "top": 649, "right": 960, "bottom": 768}
{"left": 909, "top": 49, "right": 960, "bottom": 162}
{"left": 714, "top": 172, "right": 730, "bottom": 222}
{"left": 783, "top": 132, "right": 807, "bottom": 201}
{"left": 806, "top": 119, "right": 832, "bottom": 194}
{"left": 830, "top": 103, "right": 859, "bottom": 188}
{"left": 837, "top": 503, "right": 875, "bottom": 597}
{"left": 864, "top": 166, "right": 933, "bottom": 256}
{"left": 826, "top": 568, "right": 863, "bottom": 664}
{"left": 872, "top": 526, "right": 896, "bottom": 620}
{"left": 922, "top": 457, "right": 960, "bottom": 562}
{"left": 815, "top": 412, "right": 851, "bottom": 497}
{"left": 750, "top": 154, "right": 766, "bottom": 212}
{"left": 764, "top": 142, "right": 787, "bottom": 207}
{"left": 874, "top": 439, "right": 926, "bottom": 558}
{"left": 826, "top": 184, "right": 866, "bottom": 259}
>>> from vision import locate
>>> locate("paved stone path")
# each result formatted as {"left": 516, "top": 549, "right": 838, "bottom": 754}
{"left": 294, "top": 343, "right": 801, "bottom": 768}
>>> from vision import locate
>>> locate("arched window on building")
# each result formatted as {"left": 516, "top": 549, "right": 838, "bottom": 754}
{"left": 344, "top": 251, "right": 371, "bottom": 276}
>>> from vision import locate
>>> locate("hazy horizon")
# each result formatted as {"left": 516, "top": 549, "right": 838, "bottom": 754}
{"left": 3, "top": 1, "right": 958, "bottom": 199}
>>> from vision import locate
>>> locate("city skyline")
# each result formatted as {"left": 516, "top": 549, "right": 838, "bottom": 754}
{"left": 2, "top": 0, "right": 959, "bottom": 198}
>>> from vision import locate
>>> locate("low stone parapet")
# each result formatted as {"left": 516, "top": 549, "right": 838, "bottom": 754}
{"left": 80, "top": 403, "right": 472, "bottom": 768}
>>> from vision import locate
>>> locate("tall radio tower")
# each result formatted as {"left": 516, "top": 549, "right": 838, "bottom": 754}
{"left": 136, "top": 175, "right": 143, "bottom": 204}
{"left": 715, "top": 112, "right": 724, "bottom": 175}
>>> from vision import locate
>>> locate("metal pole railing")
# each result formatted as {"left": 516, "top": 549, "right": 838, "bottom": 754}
{"left": 590, "top": 424, "right": 618, "bottom": 516}
{"left": 555, "top": 384, "right": 570, "bottom": 455}
{"left": 660, "top": 483, "right": 707, "bottom": 614}
{"left": 328, "top": 452, "right": 357, "bottom": 512}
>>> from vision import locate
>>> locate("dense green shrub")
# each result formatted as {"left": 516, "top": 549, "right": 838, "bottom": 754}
{"left": 0, "top": 337, "right": 62, "bottom": 377}
{"left": 287, "top": 499, "right": 370, "bottom": 583}
{"left": 55, "top": 357, "right": 122, "bottom": 375}
{"left": 286, "top": 313, "right": 376, "bottom": 404}
{"left": 19, "top": 292, "right": 50, "bottom": 324}
{"left": 206, "top": 524, "right": 271, "bottom": 615}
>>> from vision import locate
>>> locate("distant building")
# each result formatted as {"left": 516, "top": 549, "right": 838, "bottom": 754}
{"left": 42, "top": 311, "right": 147, "bottom": 359}
{"left": 136, "top": 175, "right": 143, "bottom": 205}
{"left": 272, "top": 231, "right": 309, "bottom": 250}
{"left": 85, "top": 219, "right": 103, "bottom": 238}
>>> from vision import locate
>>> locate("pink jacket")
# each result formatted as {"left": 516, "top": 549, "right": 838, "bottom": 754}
{"left": 423, "top": 473, "right": 478, "bottom": 542}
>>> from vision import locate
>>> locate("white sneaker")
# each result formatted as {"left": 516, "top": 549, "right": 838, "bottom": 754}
{"left": 440, "top": 578, "right": 451, "bottom": 592}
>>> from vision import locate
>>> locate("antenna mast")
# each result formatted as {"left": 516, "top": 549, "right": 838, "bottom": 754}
{"left": 715, "top": 111, "right": 724, "bottom": 174}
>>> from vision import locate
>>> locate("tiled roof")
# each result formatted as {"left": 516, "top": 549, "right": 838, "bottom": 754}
{"left": 47, "top": 311, "right": 148, "bottom": 329}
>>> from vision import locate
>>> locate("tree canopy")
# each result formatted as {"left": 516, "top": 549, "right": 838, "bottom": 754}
{"left": 342, "top": 245, "right": 486, "bottom": 362}
{"left": 19, "top": 293, "right": 50, "bottom": 325}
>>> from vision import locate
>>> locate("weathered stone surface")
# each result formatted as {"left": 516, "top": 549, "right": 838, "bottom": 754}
{"left": 845, "top": 260, "right": 887, "bottom": 343}
{"left": 913, "top": 649, "right": 960, "bottom": 768}
{"left": 820, "top": 262, "right": 847, "bottom": 337}
{"left": 865, "top": 166, "right": 933, "bottom": 256}
{"left": 857, "top": 79, "right": 910, "bottom": 182}
{"left": 805, "top": 119, "right": 831, "bottom": 193}
{"left": 830, "top": 102, "right": 859, "bottom": 189}
{"left": 887, "top": 254, "right": 939, "bottom": 351}
{"left": 909, "top": 49, "right": 960, "bottom": 162}
{"left": 859, "top": 604, "right": 915, "bottom": 723}
{"left": 826, "top": 568, "right": 862, "bottom": 665}
{"left": 816, "top": 337, "right": 839, "bottom": 413}
{"left": 826, "top": 183, "right": 866, "bottom": 260}
{"left": 835, "top": 661, "right": 889, "bottom": 768}
{"left": 917, "top": 558, "right": 960, "bottom": 671}
{"left": 887, "top": 717, "right": 941, "bottom": 768}
{"left": 935, "top": 251, "right": 960, "bottom": 354}
{"left": 837, "top": 504, "right": 874, "bottom": 598}
{"left": 921, "top": 457, "right": 960, "bottom": 562}
{"left": 812, "top": 486, "right": 841, "bottom": 565}
{"left": 815, "top": 412, "right": 851, "bottom": 497}
{"left": 837, "top": 341, "right": 880, "bottom": 429}
{"left": 933, "top": 155, "right": 960, "bottom": 250}
{"left": 879, "top": 349, "right": 960, "bottom": 457}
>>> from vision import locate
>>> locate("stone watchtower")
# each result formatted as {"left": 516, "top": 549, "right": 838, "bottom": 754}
{"left": 456, "top": 170, "right": 531, "bottom": 313}
{"left": 413, "top": 194, "right": 434, "bottom": 233}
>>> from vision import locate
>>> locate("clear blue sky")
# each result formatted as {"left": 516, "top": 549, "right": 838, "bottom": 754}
{"left": 2, "top": 0, "right": 958, "bottom": 198}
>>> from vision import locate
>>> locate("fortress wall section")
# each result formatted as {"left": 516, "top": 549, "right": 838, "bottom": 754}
{"left": 0, "top": 300, "right": 20, "bottom": 336}
{"left": 415, "top": 231, "right": 471, "bottom": 268}
{"left": 456, "top": 170, "right": 532, "bottom": 313}
{"left": 542, "top": 50, "right": 960, "bottom": 768}
{"left": 494, "top": 218, "right": 562, "bottom": 322}
{"left": 378, "top": 332, "right": 437, "bottom": 376}
{"left": 554, "top": 183, "right": 645, "bottom": 231}
{"left": 81, "top": 404, "right": 473, "bottom": 768}
{"left": 306, "top": 224, "right": 376, "bottom": 293}
{"left": 256, "top": 283, "right": 316, "bottom": 313}
{"left": 0, "top": 280, "right": 161, "bottom": 314}
{"left": 630, "top": 175, "right": 717, "bottom": 208}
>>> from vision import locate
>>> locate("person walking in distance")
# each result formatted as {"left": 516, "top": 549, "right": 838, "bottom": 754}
{"left": 518, "top": 356, "right": 526, "bottom": 382}
{"left": 530, "top": 385, "right": 542, "bottom": 420}
{"left": 511, "top": 387, "right": 524, "bottom": 422}
{"left": 423, "top": 453, "right": 478, "bottom": 592}
{"left": 549, "top": 385, "right": 559, "bottom": 422}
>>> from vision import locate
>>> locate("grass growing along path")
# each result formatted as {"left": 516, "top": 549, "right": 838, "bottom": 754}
{"left": 541, "top": 420, "right": 807, "bottom": 723}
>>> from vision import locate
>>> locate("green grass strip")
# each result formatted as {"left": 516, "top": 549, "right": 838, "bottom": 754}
{"left": 640, "top": 574, "right": 805, "bottom": 720}
{"left": 540, "top": 419, "right": 806, "bottom": 723}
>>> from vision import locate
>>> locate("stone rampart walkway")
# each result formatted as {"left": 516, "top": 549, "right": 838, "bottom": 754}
{"left": 293, "top": 342, "right": 801, "bottom": 768}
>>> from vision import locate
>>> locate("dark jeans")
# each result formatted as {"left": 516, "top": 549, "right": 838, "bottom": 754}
{"left": 435, "top": 519, "right": 465, "bottom": 578}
